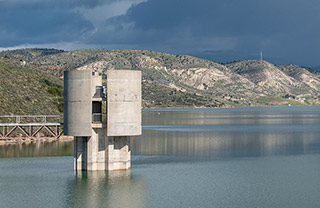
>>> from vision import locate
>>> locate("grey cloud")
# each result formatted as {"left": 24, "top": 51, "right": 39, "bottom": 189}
{"left": 0, "top": 0, "right": 144, "bottom": 47}
{"left": 127, "top": 0, "right": 320, "bottom": 37}
{"left": 91, "top": 0, "right": 320, "bottom": 65}
{"left": 1, "top": 0, "right": 320, "bottom": 66}
{"left": 0, "top": 0, "right": 112, "bottom": 10}
{"left": 0, "top": 7, "right": 93, "bottom": 47}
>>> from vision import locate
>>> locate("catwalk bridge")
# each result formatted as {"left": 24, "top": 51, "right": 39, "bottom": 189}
{"left": 0, "top": 115, "right": 63, "bottom": 140}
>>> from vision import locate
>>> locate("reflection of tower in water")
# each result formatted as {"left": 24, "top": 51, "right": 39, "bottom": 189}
{"left": 65, "top": 171, "right": 147, "bottom": 208}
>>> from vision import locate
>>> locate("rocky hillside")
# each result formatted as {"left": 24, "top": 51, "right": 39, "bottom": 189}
{"left": 1, "top": 48, "right": 320, "bottom": 114}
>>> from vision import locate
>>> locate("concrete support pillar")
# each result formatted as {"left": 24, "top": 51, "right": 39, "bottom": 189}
{"left": 87, "top": 128, "right": 108, "bottom": 170}
{"left": 74, "top": 134, "right": 131, "bottom": 171}
{"left": 106, "top": 136, "right": 131, "bottom": 171}
{"left": 74, "top": 136, "right": 88, "bottom": 171}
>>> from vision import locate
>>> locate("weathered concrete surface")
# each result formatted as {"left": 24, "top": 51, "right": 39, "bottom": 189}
{"left": 64, "top": 70, "right": 92, "bottom": 136}
{"left": 107, "top": 70, "right": 142, "bottom": 136}
{"left": 106, "top": 136, "right": 131, "bottom": 170}
{"left": 74, "top": 134, "right": 131, "bottom": 171}
{"left": 91, "top": 72, "right": 102, "bottom": 97}
{"left": 74, "top": 136, "right": 88, "bottom": 171}
{"left": 67, "top": 69, "right": 141, "bottom": 171}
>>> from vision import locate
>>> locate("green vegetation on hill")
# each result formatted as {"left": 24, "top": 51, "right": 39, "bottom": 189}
{"left": 0, "top": 57, "right": 63, "bottom": 115}
{"left": 1, "top": 48, "right": 320, "bottom": 115}
{"left": 142, "top": 82, "right": 223, "bottom": 108}
{"left": 0, "top": 48, "right": 64, "bottom": 61}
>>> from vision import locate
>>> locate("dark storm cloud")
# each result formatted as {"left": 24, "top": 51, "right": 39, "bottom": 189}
{"left": 128, "top": 0, "right": 320, "bottom": 36}
{"left": 0, "top": 0, "right": 130, "bottom": 47}
{"left": 1, "top": 0, "right": 320, "bottom": 65}
{"left": 0, "top": 0, "right": 100, "bottom": 46}
{"left": 0, "top": 9, "right": 93, "bottom": 46}
{"left": 0, "top": 0, "right": 110, "bottom": 10}
{"left": 91, "top": 0, "right": 320, "bottom": 65}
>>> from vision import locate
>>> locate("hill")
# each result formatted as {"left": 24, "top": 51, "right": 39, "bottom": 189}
{"left": 1, "top": 48, "right": 64, "bottom": 62}
{"left": 312, "top": 66, "right": 320, "bottom": 72}
{"left": 0, "top": 57, "right": 63, "bottom": 115}
{"left": 1, "top": 48, "right": 320, "bottom": 114}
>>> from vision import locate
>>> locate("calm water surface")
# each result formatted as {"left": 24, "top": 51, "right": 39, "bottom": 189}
{"left": 1, "top": 106, "right": 320, "bottom": 208}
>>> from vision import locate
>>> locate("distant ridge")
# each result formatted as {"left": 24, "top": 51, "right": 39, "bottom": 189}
{"left": 312, "top": 66, "right": 320, "bottom": 72}
{"left": 1, "top": 48, "right": 319, "bottom": 114}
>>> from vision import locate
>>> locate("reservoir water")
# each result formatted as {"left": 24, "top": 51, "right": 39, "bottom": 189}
{"left": 1, "top": 106, "right": 320, "bottom": 208}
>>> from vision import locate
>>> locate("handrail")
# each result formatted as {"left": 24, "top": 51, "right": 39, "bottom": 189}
{"left": 92, "top": 113, "right": 103, "bottom": 123}
{"left": 0, "top": 115, "right": 64, "bottom": 139}
{"left": 0, "top": 115, "right": 62, "bottom": 118}
{"left": 0, "top": 115, "right": 63, "bottom": 124}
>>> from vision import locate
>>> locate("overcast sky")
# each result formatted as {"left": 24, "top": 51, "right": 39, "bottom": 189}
{"left": 0, "top": 0, "right": 319, "bottom": 66}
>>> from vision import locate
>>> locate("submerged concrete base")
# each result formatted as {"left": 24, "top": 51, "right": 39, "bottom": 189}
{"left": 74, "top": 131, "right": 131, "bottom": 171}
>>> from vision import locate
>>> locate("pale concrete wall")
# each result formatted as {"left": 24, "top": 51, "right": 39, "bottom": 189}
{"left": 106, "top": 136, "right": 131, "bottom": 170}
{"left": 69, "top": 69, "right": 140, "bottom": 171}
{"left": 74, "top": 134, "right": 131, "bottom": 171}
{"left": 64, "top": 70, "right": 92, "bottom": 136}
{"left": 74, "top": 130, "right": 107, "bottom": 171}
{"left": 74, "top": 136, "right": 88, "bottom": 171}
{"left": 86, "top": 128, "right": 108, "bottom": 170}
{"left": 91, "top": 72, "right": 102, "bottom": 97}
{"left": 107, "top": 70, "right": 142, "bottom": 136}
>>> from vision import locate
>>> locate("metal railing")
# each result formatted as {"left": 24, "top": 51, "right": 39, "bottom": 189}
{"left": 0, "top": 115, "right": 64, "bottom": 139}
{"left": 92, "top": 113, "right": 107, "bottom": 123}
{"left": 92, "top": 113, "right": 102, "bottom": 123}
{"left": 0, "top": 115, "right": 63, "bottom": 124}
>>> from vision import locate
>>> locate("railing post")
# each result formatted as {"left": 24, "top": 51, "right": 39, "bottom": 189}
{"left": 0, "top": 115, "right": 64, "bottom": 139}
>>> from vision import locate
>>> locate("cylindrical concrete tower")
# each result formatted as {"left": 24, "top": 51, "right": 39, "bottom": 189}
{"left": 64, "top": 69, "right": 141, "bottom": 171}
{"left": 63, "top": 70, "right": 92, "bottom": 136}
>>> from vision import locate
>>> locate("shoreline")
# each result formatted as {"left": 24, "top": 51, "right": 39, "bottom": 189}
{"left": 0, "top": 135, "right": 74, "bottom": 145}
{"left": 142, "top": 104, "right": 319, "bottom": 110}
{"left": 1, "top": 105, "right": 319, "bottom": 143}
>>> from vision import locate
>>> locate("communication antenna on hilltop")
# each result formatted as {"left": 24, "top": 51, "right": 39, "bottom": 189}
{"left": 260, "top": 50, "right": 263, "bottom": 61}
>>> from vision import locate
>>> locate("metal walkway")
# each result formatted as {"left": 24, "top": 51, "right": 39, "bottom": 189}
{"left": 0, "top": 115, "right": 63, "bottom": 140}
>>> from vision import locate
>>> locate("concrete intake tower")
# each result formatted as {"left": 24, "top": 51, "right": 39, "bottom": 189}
{"left": 63, "top": 70, "right": 141, "bottom": 171}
